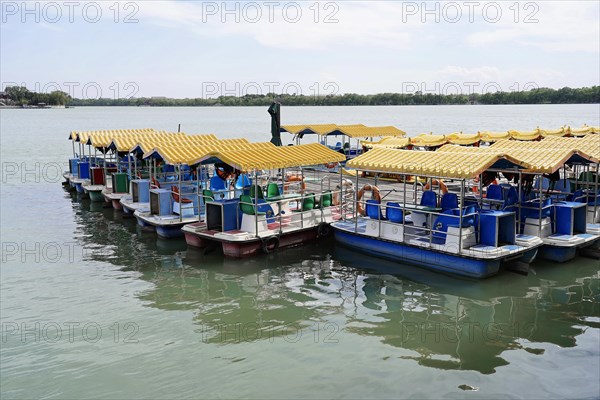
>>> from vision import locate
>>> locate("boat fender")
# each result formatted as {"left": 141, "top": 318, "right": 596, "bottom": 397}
{"left": 261, "top": 235, "right": 280, "bottom": 254}
{"left": 317, "top": 222, "right": 332, "bottom": 238}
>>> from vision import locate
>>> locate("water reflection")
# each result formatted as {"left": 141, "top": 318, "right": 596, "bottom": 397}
{"left": 70, "top": 192, "right": 600, "bottom": 374}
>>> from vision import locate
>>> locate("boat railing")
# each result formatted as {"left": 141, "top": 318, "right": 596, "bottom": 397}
{"left": 238, "top": 187, "right": 348, "bottom": 236}
{"left": 354, "top": 198, "right": 480, "bottom": 253}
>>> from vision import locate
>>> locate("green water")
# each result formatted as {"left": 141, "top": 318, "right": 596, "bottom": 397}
{"left": 1, "top": 106, "right": 599, "bottom": 399}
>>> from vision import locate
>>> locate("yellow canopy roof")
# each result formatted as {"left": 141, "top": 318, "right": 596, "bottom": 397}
{"left": 346, "top": 148, "right": 529, "bottom": 179}
{"left": 443, "top": 141, "right": 600, "bottom": 173}
{"left": 447, "top": 132, "right": 481, "bottom": 145}
{"left": 566, "top": 126, "right": 592, "bottom": 136}
{"left": 520, "top": 136, "right": 600, "bottom": 160}
{"left": 361, "top": 137, "right": 411, "bottom": 149}
{"left": 509, "top": 129, "right": 541, "bottom": 141}
{"left": 71, "top": 128, "right": 155, "bottom": 142}
{"left": 194, "top": 143, "right": 346, "bottom": 171}
{"left": 589, "top": 126, "right": 600, "bottom": 134}
{"left": 479, "top": 131, "right": 510, "bottom": 142}
{"left": 324, "top": 125, "right": 405, "bottom": 138}
{"left": 281, "top": 124, "right": 405, "bottom": 138}
{"left": 539, "top": 127, "right": 567, "bottom": 137}
{"left": 410, "top": 133, "right": 448, "bottom": 147}
{"left": 281, "top": 124, "right": 340, "bottom": 135}
{"left": 143, "top": 141, "right": 275, "bottom": 165}
{"left": 108, "top": 132, "right": 190, "bottom": 152}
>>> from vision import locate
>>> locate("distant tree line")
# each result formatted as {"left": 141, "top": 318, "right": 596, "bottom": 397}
{"left": 3, "top": 85, "right": 599, "bottom": 107}
{"left": 2, "top": 86, "right": 71, "bottom": 106}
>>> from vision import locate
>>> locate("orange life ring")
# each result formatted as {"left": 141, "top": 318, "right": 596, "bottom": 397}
{"left": 472, "top": 177, "right": 497, "bottom": 196}
{"left": 423, "top": 179, "right": 448, "bottom": 194}
{"left": 284, "top": 174, "right": 306, "bottom": 191}
{"left": 324, "top": 162, "right": 336, "bottom": 169}
{"left": 356, "top": 184, "right": 381, "bottom": 216}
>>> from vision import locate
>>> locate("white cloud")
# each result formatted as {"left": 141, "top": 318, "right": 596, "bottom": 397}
{"left": 466, "top": 1, "right": 600, "bottom": 53}
{"left": 136, "top": 1, "right": 424, "bottom": 51}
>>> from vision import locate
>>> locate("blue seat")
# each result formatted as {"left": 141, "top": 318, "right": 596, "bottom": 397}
{"left": 554, "top": 179, "right": 571, "bottom": 193}
{"left": 210, "top": 174, "right": 228, "bottom": 198}
{"left": 386, "top": 202, "right": 404, "bottom": 223}
{"left": 567, "top": 189, "right": 585, "bottom": 202}
{"left": 534, "top": 176, "right": 551, "bottom": 191}
{"left": 503, "top": 186, "right": 518, "bottom": 211}
{"left": 521, "top": 197, "right": 552, "bottom": 220}
{"left": 420, "top": 190, "right": 438, "bottom": 208}
{"left": 452, "top": 205, "right": 477, "bottom": 227}
{"left": 235, "top": 174, "right": 251, "bottom": 190}
{"left": 432, "top": 210, "right": 460, "bottom": 240}
{"left": 255, "top": 199, "right": 276, "bottom": 224}
{"left": 366, "top": 200, "right": 384, "bottom": 220}
{"left": 440, "top": 193, "right": 458, "bottom": 211}
{"left": 487, "top": 184, "right": 503, "bottom": 201}
{"left": 210, "top": 175, "right": 227, "bottom": 190}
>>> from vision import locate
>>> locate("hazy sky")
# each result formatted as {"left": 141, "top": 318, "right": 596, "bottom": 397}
{"left": 1, "top": 1, "right": 599, "bottom": 99}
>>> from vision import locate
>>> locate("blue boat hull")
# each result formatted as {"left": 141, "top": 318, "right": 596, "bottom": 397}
{"left": 156, "top": 225, "right": 185, "bottom": 239}
{"left": 135, "top": 215, "right": 153, "bottom": 230}
{"left": 334, "top": 230, "right": 500, "bottom": 279}
{"left": 75, "top": 182, "right": 85, "bottom": 194}
{"left": 538, "top": 245, "right": 577, "bottom": 263}
{"left": 122, "top": 205, "right": 132, "bottom": 215}
{"left": 518, "top": 247, "right": 538, "bottom": 264}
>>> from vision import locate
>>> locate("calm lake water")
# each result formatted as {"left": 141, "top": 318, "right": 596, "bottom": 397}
{"left": 1, "top": 105, "right": 599, "bottom": 399}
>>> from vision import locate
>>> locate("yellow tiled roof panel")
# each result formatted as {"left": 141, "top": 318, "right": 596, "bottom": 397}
{"left": 443, "top": 142, "right": 599, "bottom": 173}
{"left": 108, "top": 132, "right": 188, "bottom": 151}
{"left": 72, "top": 128, "right": 155, "bottom": 142}
{"left": 479, "top": 131, "right": 510, "bottom": 142}
{"left": 281, "top": 124, "right": 340, "bottom": 135}
{"left": 361, "top": 137, "right": 411, "bottom": 149}
{"left": 347, "top": 148, "right": 529, "bottom": 179}
{"left": 144, "top": 142, "right": 276, "bottom": 165}
{"left": 410, "top": 134, "right": 448, "bottom": 147}
{"left": 447, "top": 132, "right": 481, "bottom": 145}
{"left": 509, "top": 129, "right": 541, "bottom": 141}
{"left": 197, "top": 143, "right": 346, "bottom": 171}
{"left": 326, "top": 125, "right": 405, "bottom": 138}
{"left": 540, "top": 127, "right": 567, "bottom": 137}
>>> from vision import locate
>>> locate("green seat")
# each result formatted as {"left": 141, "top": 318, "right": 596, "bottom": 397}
{"left": 318, "top": 191, "right": 332, "bottom": 208}
{"left": 266, "top": 182, "right": 281, "bottom": 199}
{"left": 202, "top": 189, "right": 215, "bottom": 202}
{"left": 250, "top": 185, "right": 265, "bottom": 200}
{"left": 301, "top": 193, "right": 316, "bottom": 211}
{"left": 579, "top": 171, "right": 599, "bottom": 183}
{"left": 239, "top": 195, "right": 265, "bottom": 216}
